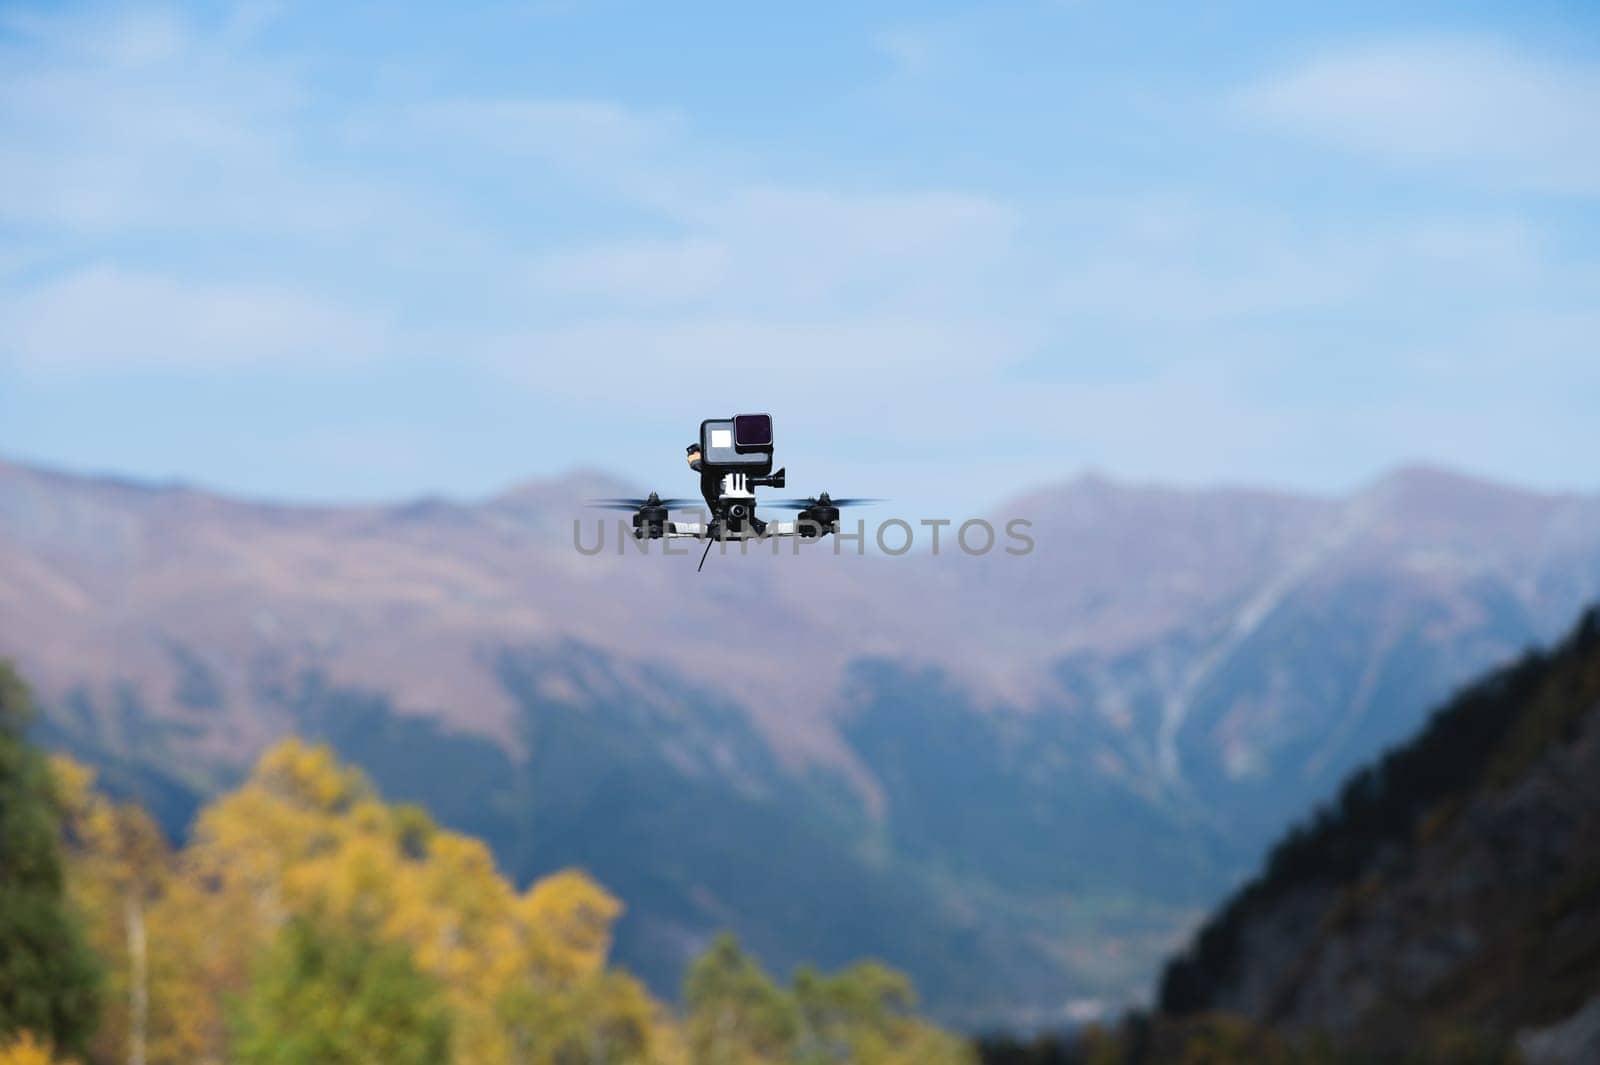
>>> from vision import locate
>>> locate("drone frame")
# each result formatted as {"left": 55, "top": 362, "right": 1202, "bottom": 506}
{"left": 632, "top": 473, "right": 835, "bottom": 543}
{"left": 591, "top": 413, "right": 870, "bottom": 569}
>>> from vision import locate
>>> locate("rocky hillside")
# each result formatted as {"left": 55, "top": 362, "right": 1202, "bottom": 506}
{"left": 5, "top": 455, "right": 1600, "bottom": 1025}
{"left": 1160, "top": 606, "right": 1600, "bottom": 1060}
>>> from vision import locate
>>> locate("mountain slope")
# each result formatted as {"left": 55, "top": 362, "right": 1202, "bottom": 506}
{"left": 1160, "top": 606, "right": 1600, "bottom": 1059}
{"left": 5, "top": 456, "right": 1600, "bottom": 1024}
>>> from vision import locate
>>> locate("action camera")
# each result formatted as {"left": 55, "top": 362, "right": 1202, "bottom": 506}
{"left": 699, "top": 414, "right": 784, "bottom": 487}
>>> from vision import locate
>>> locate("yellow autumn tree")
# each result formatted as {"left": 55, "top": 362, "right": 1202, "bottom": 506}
{"left": 54, "top": 756, "right": 235, "bottom": 1065}
{"left": 53, "top": 757, "right": 200, "bottom": 1065}
{"left": 50, "top": 738, "right": 971, "bottom": 1065}
{"left": 180, "top": 739, "right": 679, "bottom": 1065}
{"left": 0, "top": 1032, "right": 72, "bottom": 1065}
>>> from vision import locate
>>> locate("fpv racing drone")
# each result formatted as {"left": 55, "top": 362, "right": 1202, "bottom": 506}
{"left": 587, "top": 414, "right": 881, "bottom": 569}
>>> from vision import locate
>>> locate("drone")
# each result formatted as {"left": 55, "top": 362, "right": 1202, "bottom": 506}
{"left": 587, "top": 414, "right": 880, "bottom": 569}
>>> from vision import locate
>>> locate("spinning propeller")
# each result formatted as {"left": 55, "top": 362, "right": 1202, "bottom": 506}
{"left": 761, "top": 492, "right": 883, "bottom": 510}
{"left": 585, "top": 492, "right": 700, "bottom": 511}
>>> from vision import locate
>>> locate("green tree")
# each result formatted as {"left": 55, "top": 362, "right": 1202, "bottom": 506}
{"left": 684, "top": 933, "right": 797, "bottom": 1064}
{"left": 0, "top": 663, "right": 101, "bottom": 1057}
{"left": 496, "top": 969, "right": 660, "bottom": 1065}
{"left": 793, "top": 961, "right": 972, "bottom": 1065}
{"left": 231, "top": 915, "right": 451, "bottom": 1065}
{"left": 793, "top": 962, "right": 905, "bottom": 1063}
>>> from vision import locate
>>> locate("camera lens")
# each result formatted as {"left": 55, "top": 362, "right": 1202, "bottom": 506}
{"left": 733, "top": 414, "right": 772, "bottom": 449}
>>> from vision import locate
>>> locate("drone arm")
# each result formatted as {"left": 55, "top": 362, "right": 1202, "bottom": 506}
{"left": 661, "top": 521, "right": 707, "bottom": 539}
{"left": 645, "top": 520, "right": 829, "bottom": 541}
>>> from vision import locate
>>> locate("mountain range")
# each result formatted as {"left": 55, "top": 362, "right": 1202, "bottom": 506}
{"left": 3, "top": 456, "right": 1599, "bottom": 1026}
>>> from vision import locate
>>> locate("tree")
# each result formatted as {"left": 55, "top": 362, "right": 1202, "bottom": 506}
{"left": 52, "top": 757, "right": 190, "bottom": 1065}
{"left": 684, "top": 934, "right": 973, "bottom": 1065}
{"left": 497, "top": 870, "right": 669, "bottom": 1064}
{"left": 496, "top": 969, "right": 663, "bottom": 1065}
{"left": 792, "top": 961, "right": 971, "bottom": 1065}
{"left": 186, "top": 739, "right": 682, "bottom": 1064}
{"left": 0, "top": 664, "right": 101, "bottom": 1058}
{"left": 231, "top": 915, "right": 451, "bottom": 1065}
{"left": 30, "top": 736, "right": 973, "bottom": 1064}
{"left": 684, "top": 934, "right": 798, "bottom": 1065}
{"left": 0, "top": 1030, "right": 73, "bottom": 1065}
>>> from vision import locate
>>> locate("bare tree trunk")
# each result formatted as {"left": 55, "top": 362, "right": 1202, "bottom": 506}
{"left": 126, "top": 894, "right": 147, "bottom": 1065}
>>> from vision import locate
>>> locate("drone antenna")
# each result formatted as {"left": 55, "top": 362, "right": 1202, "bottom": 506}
{"left": 697, "top": 536, "right": 714, "bottom": 573}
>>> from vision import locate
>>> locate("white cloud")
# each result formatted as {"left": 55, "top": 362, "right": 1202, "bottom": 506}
{"left": 411, "top": 96, "right": 707, "bottom": 215}
{"left": 1236, "top": 38, "right": 1600, "bottom": 194}
{"left": 0, "top": 6, "right": 187, "bottom": 66}
{"left": 0, "top": 267, "right": 390, "bottom": 371}
{"left": 495, "top": 315, "right": 1004, "bottom": 383}
{"left": 417, "top": 98, "right": 676, "bottom": 162}
{"left": 872, "top": 15, "right": 983, "bottom": 83}
{"left": 3, "top": 6, "right": 1597, "bottom": 508}
{"left": 1049, "top": 201, "right": 1550, "bottom": 324}
{"left": 875, "top": 27, "right": 945, "bottom": 77}
{"left": 527, "top": 238, "right": 732, "bottom": 308}
{"left": 0, "top": 6, "right": 1034, "bottom": 382}
{"left": 519, "top": 183, "right": 1023, "bottom": 320}
{"left": 0, "top": 3, "right": 456, "bottom": 244}
{"left": 670, "top": 186, "right": 1022, "bottom": 317}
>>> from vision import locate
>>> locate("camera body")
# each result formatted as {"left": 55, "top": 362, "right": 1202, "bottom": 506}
{"left": 699, "top": 414, "right": 785, "bottom": 490}
{"left": 692, "top": 414, "right": 784, "bottom": 533}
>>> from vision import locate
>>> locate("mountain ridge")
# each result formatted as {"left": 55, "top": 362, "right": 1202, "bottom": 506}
{"left": 6, "top": 453, "right": 1600, "bottom": 1025}
{"left": 13, "top": 452, "right": 1596, "bottom": 518}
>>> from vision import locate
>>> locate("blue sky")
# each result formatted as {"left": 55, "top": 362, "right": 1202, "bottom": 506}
{"left": 1, "top": 1, "right": 1597, "bottom": 515}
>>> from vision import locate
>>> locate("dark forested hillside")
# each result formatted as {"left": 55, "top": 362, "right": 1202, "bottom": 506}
{"left": 1157, "top": 605, "right": 1600, "bottom": 1059}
